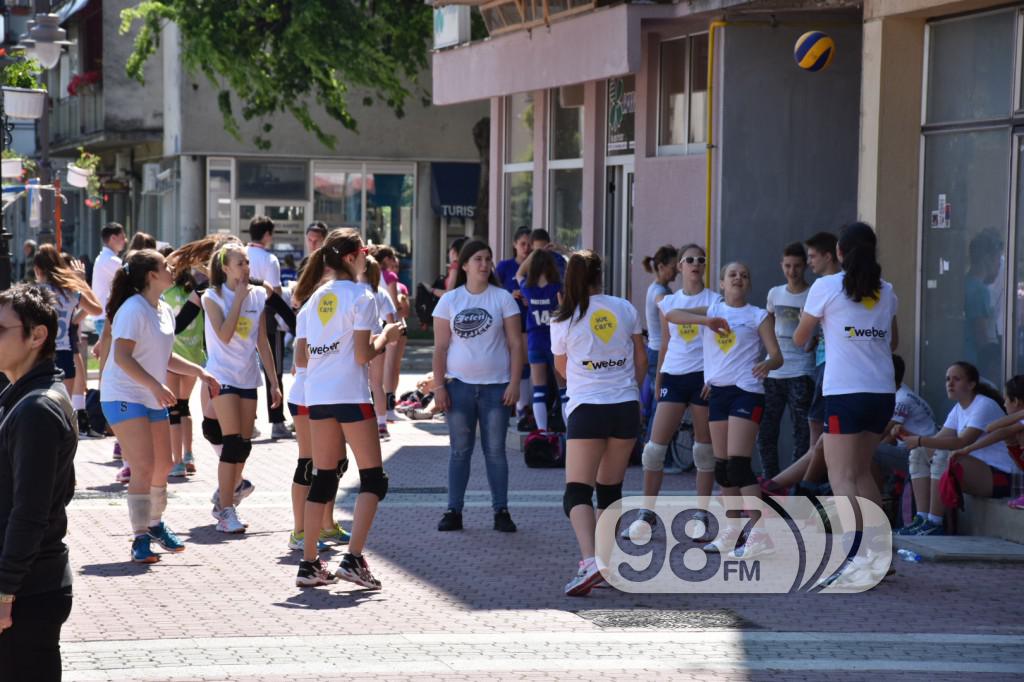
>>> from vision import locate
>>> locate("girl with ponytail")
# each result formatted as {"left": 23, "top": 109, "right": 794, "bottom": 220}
{"left": 99, "top": 249, "right": 220, "bottom": 563}
{"left": 641, "top": 246, "right": 679, "bottom": 416}
{"left": 550, "top": 250, "right": 647, "bottom": 596}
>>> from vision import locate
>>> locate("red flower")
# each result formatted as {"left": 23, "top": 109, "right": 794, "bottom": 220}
{"left": 67, "top": 70, "right": 101, "bottom": 97}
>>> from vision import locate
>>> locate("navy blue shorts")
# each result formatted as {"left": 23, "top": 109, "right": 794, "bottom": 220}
{"left": 658, "top": 371, "right": 707, "bottom": 406}
{"left": 309, "top": 403, "right": 375, "bottom": 423}
{"left": 708, "top": 385, "right": 765, "bottom": 423}
{"left": 219, "top": 385, "right": 258, "bottom": 400}
{"left": 824, "top": 392, "right": 895, "bottom": 435}
{"left": 808, "top": 363, "right": 826, "bottom": 422}
{"left": 528, "top": 347, "right": 553, "bottom": 366}
{"left": 55, "top": 350, "right": 76, "bottom": 380}
{"left": 287, "top": 402, "right": 309, "bottom": 417}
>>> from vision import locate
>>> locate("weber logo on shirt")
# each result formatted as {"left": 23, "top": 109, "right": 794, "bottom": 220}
{"left": 843, "top": 326, "right": 887, "bottom": 340}
{"left": 453, "top": 308, "right": 493, "bottom": 339}
{"left": 308, "top": 340, "right": 341, "bottom": 356}
{"left": 581, "top": 357, "right": 627, "bottom": 371}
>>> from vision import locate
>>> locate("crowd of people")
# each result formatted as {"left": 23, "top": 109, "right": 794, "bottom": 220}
{"left": 3, "top": 215, "right": 1024, "bottom": 676}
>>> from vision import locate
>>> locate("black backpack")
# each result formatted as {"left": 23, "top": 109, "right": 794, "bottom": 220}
{"left": 523, "top": 431, "right": 565, "bottom": 468}
{"left": 86, "top": 388, "right": 108, "bottom": 435}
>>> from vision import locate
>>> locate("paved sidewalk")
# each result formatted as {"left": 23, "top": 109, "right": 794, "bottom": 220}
{"left": 62, "top": 365, "right": 1024, "bottom": 681}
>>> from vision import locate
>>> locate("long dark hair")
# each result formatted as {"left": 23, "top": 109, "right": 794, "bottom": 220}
{"left": 34, "top": 244, "right": 87, "bottom": 300}
{"left": 555, "top": 250, "right": 602, "bottom": 323}
{"left": 293, "top": 228, "right": 363, "bottom": 303}
{"left": 1004, "top": 375, "right": 1024, "bottom": 404}
{"left": 129, "top": 231, "right": 157, "bottom": 251}
{"left": 642, "top": 245, "right": 678, "bottom": 274}
{"left": 953, "top": 361, "right": 1005, "bottom": 411}
{"left": 106, "top": 249, "right": 163, "bottom": 320}
{"left": 454, "top": 240, "right": 500, "bottom": 289}
{"left": 838, "top": 222, "right": 882, "bottom": 303}
{"left": 525, "top": 248, "right": 560, "bottom": 288}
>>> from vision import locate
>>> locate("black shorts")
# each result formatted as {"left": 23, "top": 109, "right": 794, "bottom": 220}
{"left": 55, "top": 350, "right": 76, "bottom": 380}
{"left": 808, "top": 363, "right": 826, "bottom": 422}
{"left": 658, "top": 371, "right": 707, "bottom": 406}
{"left": 708, "top": 385, "right": 765, "bottom": 423}
{"left": 219, "top": 385, "right": 259, "bottom": 400}
{"left": 309, "top": 403, "right": 375, "bottom": 423}
{"left": 566, "top": 401, "right": 641, "bottom": 440}
{"left": 287, "top": 402, "right": 310, "bottom": 417}
{"left": 824, "top": 392, "right": 895, "bottom": 435}
{"left": 69, "top": 323, "right": 79, "bottom": 354}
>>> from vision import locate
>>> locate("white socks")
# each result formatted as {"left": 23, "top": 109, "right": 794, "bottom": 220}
{"left": 149, "top": 486, "right": 168, "bottom": 527}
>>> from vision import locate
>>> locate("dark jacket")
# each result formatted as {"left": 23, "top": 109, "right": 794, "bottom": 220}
{"left": 0, "top": 360, "right": 76, "bottom": 597}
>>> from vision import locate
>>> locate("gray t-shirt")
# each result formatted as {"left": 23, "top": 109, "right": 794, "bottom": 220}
{"left": 645, "top": 281, "right": 671, "bottom": 351}
{"left": 766, "top": 284, "right": 815, "bottom": 379}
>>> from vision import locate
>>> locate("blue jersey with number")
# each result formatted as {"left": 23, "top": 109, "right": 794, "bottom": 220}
{"left": 42, "top": 283, "right": 80, "bottom": 352}
{"left": 520, "top": 282, "right": 561, "bottom": 353}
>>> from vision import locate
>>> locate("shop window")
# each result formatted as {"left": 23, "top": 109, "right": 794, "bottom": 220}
{"left": 505, "top": 93, "right": 534, "bottom": 164}
{"left": 313, "top": 168, "right": 363, "bottom": 229}
{"left": 236, "top": 160, "right": 308, "bottom": 200}
{"left": 549, "top": 168, "right": 582, "bottom": 250}
{"left": 504, "top": 171, "right": 533, "bottom": 234}
{"left": 550, "top": 90, "right": 583, "bottom": 160}
{"left": 504, "top": 93, "right": 535, "bottom": 239}
{"left": 657, "top": 33, "right": 709, "bottom": 154}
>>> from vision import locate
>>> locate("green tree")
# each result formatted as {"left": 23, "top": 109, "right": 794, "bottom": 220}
{"left": 120, "top": 1, "right": 432, "bottom": 150}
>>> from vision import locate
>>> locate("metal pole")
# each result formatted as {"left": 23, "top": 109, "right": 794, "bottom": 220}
{"left": 54, "top": 176, "right": 61, "bottom": 252}
{"left": 0, "top": 92, "right": 12, "bottom": 291}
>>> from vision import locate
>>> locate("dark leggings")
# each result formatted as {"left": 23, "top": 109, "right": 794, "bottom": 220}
{"left": 0, "top": 586, "right": 72, "bottom": 682}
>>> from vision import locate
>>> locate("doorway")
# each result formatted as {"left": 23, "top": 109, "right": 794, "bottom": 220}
{"left": 604, "top": 163, "right": 635, "bottom": 299}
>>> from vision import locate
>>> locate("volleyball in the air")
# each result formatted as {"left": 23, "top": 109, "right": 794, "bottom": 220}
{"left": 794, "top": 31, "right": 835, "bottom": 72}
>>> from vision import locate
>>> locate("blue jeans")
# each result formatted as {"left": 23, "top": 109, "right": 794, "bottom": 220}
{"left": 446, "top": 379, "right": 510, "bottom": 512}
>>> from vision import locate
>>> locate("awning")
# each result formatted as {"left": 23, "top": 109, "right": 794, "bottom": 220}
{"left": 58, "top": 0, "right": 92, "bottom": 24}
{"left": 431, "top": 162, "right": 480, "bottom": 219}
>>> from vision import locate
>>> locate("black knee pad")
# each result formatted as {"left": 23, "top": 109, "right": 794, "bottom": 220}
{"left": 595, "top": 482, "right": 623, "bottom": 510}
{"left": 168, "top": 406, "right": 182, "bottom": 425}
{"left": 220, "top": 434, "right": 246, "bottom": 463}
{"left": 176, "top": 399, "right": 191, "bottom": 418}
{"left": 359, "top": 466, "right": 389, "bottom": 501}
{"left": 202, "top": 417, "right": 223, "bottom": 446}
{"left": 726, "top": 457, "right": 757, "bottom": 488}
{"left": 714, "top": 459, "right": 731, "bottom": 488}
{"left": 293, "top": 458, "right": 313, "bottom": 486}
{"left": 563, "top": 482, "right": 594, "bottom": 517}
{"left": 307, "top": 466, "right": 340, "bottom": 503}
{"left": 336, "top": 458, "right": 349, "bottom": 478}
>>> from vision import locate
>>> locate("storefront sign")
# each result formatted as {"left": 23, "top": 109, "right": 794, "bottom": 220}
{"left": 607, "top": 76, "right": 636, "bottom": 155}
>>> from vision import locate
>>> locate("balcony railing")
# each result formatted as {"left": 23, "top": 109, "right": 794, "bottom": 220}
{"left": 50, "top": 89, "right": 103, "bottom": 146}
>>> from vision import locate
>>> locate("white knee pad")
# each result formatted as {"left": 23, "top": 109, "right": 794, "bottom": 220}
{"left": 908, "top": 447, "right": 931, "bottom": 480}
{"left": 930, "top": 450, "right": 950, "bottom": 480}
{"left": 692, "top": 442, "right": 716, "bottom": 473}
{"left": 641, "top": 442, "right": 669, "bottom": 472}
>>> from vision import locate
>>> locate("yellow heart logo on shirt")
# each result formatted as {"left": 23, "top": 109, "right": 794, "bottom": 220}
{"left": 236, "top": 316, "right": 252, "bottom": 339}
{"left": 590, "top": 309, "right": 618, "bottom": 344}
{"left": 715, "top": 330, "right": 737, "bottom": 354}
{"left": 677, "top": 323, "right": 699, "bottom": 342}
{"left": 318, "top": 293, "right": 338, "bottom": 325}
{"left": 862, "top": 293, "right": 879, "bottom": 310}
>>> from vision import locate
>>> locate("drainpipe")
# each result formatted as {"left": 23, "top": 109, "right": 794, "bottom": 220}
{"left": 704, "top": 20, "right": 727, "bottom": 287}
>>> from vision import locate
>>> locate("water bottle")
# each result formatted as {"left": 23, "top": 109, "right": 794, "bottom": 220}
{"left": 897, "top": 548, "right": 922, "bottom": 563}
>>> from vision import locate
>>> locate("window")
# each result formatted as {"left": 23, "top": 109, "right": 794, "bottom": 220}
{"left": 607, "top": 76, "right": 636, "bottom": 156}
{"left": 549, "top": 90, "right": 583, "bottom": 249}
{"left": 657, "top": 33, "right": 709, "bottom": 154}
{"left": 236, "top": 160, "right": 308, "bottom": 200}
{"left": 505, "top": 93, "right": 534, "bottom": 164}
{"left": 207, "top": 158, "right": 232, "bottom": 233}
{"left": 313, "top": 168, "right": 363, "bottom": 228}
{"left": 504, "top": 171, "right": 533, "bottom": 233}
{"left": 550, "top": 91, "right": 583, "bottom": 160}
{"left": 503, "top": 93, "right": 536, "bottom": 237}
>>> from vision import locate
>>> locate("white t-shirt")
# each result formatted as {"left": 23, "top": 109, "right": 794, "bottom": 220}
{"left": 550, "top": 294, "right": 642, "bottom": 417}
{"left": 91, "top": 245, "right": 121, "bottom": 320}
{"left": 289, "top": 305, "right": 310, "bottom": 407}
{"left": 702, "top": 301, "right": 770, "bottom": 394}
{"left": 658, "top": 288, "right": 721, "bottom": 376}
{"left": 765, "top": 284, "right": 816, "bottom": 379}
{"left": 247, "top": 244, "right": 282, "bottom": 289}
{"left": 803, "top": 273, "right": 898, "bottom": 396}
{"left": 100, "top": 294, "right": 175, "bottom": 409}
{"left": 943, "top": 394, "right": 1016, "bottom": 473}
{"left": 42, "top": 284, "right": 80, "bottom": 352}
{"left": 202, "top": 284, "right": 267, "bottom": 389}
{"left": 367, "top": 285, "right": 397, "bottom": 334}
{"left": 302, "top": 279, "right": 377, "bottom": 405}
{"left": 434, "top": 285, "right": 521, "bottom": 385}
{"left": 892, "top": 384, "right": 937, "bottom": 441}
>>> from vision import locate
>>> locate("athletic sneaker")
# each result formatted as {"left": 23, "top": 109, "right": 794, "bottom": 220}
{"left": 131, "top": 534, "right": 160, "bottom": 563}
{"left": 271, "top": 422, "right": 292, "bottom": 440}
{"left": 895, "top": 516, "right": 926, "bottom": 536}
{"left": 115, "top": 465, "right": 131, "bottom": 484}
{"left": 378, "top": 424, "right": 391, "bottom": 440}
{"left": 296, "top": 557, "right": 338, "bottom": 587}
{"left": 409, "top": 408, "right": 435, "bottom": 420}
{"left": 913, "top": 520, "right": 944, "bottom": 536}
{"left": 319, "top": 521, "right": 351, "bottom": 545}
{"left": 335, "top": 552, "right": 382, "bottom": 590}
{"left": 288, "top": 530, "right": 329, "bottom": 553}
{"left": 493, "top": 508, "right": 517, "bottom": 532}
{"left": 112, "top": 442, "right": 122, "bottom": 461}
{"left": 1008, "top": 495, "right": 1024, "bottom": 510}
{"left": 210, "top": 479, "right": 256, "bottom": 509}
{"left": 703, "top": 525, "right": 741, "bottom": 554}
{"left": 183, "top": 452, "right": 196, "bottom": 474}
{"left": 215, "top": 506, "right": 246, "bottom": 534}
{"left": 564, "top": 557, "right": 603, "bottom": 597}
{"left": 169, "top": 462, "right": 188, "bottom": 478}
{"left": 729, "top": 529, "right": 775, "bottom": 560}
{"left": 386, "top": 410, "right": 399, "bottom": 423}
{"left": 437, "top": 509, "right": 463, "bottom": 531}
{"left": 149, "top": 522, "right": 186, "bottom": 552}
{"left": 618, "top": 509, "right": 658, "bottom": 540}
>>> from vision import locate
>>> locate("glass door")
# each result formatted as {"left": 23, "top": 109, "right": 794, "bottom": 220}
{"left": 604, "top": 163, "right": 634, "bottom": 298}
{"left": 237, "top": 202, "right": 309, "bottom": 282}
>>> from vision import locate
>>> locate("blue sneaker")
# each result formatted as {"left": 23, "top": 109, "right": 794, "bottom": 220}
{"left": 914, "top": 520, "right": 944, "bottom": 536}
{"left": 131, "top": 534, "right": 160, "bottom": 563}
{"left": 288, "top": 530, "right": 329, "bottom": 553}
{"left": 149, "top": 522, "right": 186, "bottom": 553}
{"left": 168, "top": 462, "right": 188, "bottom": 478}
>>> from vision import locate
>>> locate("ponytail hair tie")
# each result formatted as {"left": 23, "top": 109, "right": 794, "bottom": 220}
{"left": 331, "top": 246, "right": 340, "bottom": 255}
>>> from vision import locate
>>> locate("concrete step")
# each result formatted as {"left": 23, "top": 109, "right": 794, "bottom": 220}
{"left": 958, "top": 494, "right": 1024, "bottom": 544}
{"left": 893, "top": 535, "right": 1024, "bottom": 562}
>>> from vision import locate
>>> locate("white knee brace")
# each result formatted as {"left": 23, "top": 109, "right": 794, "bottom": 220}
{"left": 908, "top": 447, "right": 931, "bottom": 480}
{"left": 930, "top": 450, "right": 950, "bottom": 480}
{"left": 692, "top": 442, "right": 716, "bottom": 473}
{"left": 641, "top": 442, "right": 669, "bottom": 472}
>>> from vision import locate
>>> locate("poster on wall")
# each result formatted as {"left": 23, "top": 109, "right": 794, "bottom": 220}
{"left": 930, "top": 193, "right": 951, "bottom": 229}
{"left": 607, "top": 76, "right": 636, "bottom": 155}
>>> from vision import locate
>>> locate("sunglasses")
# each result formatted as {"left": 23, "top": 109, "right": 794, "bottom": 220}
{"left": 682, "top": 256, "right": 707, "bottom": 265}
